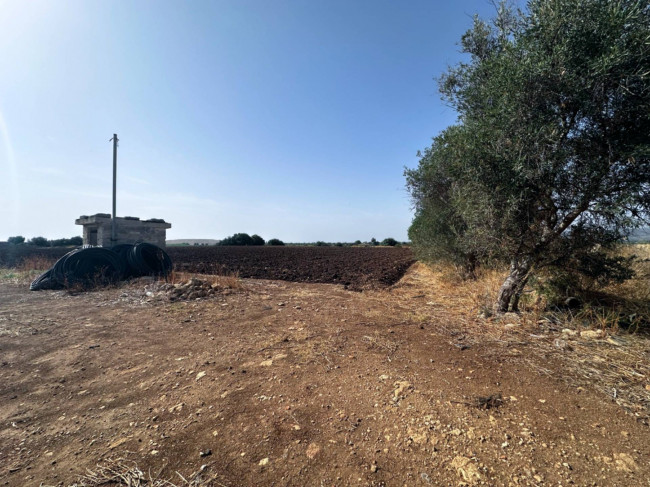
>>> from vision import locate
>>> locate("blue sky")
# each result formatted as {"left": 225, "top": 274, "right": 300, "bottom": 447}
{"left": 0, "top": 0, "right": 505, "bottom": 242}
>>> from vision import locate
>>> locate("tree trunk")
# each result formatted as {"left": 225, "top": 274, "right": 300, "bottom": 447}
{"left": 495, "top": 258, "right": 532, "bottom": 313}
{"left": 509, "top": 274, "right": 530, "bottom": 313}
{"left": 461, "top": 253, "right": 478, "bottom": 280}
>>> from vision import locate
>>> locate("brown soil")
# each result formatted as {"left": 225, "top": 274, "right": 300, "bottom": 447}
{"left": 1, "top": 265, "right": 649, "bottom": 487}
{"left": 167, "top": 246, "right": 415, "bottom": 290}
{"left": 2, "top": 245, "right": 415, "bottom": 291}
{"left": 0, "top": 244, "right": 69, "bottom": 267}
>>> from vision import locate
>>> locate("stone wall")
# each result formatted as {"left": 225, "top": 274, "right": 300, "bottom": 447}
{"left": 76, "top": 214, "right": 171, "bottom": 247}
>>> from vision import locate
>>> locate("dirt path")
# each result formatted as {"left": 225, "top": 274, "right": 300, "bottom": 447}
{"left": 1, "top": 266, "right": 649, "bottom": 486}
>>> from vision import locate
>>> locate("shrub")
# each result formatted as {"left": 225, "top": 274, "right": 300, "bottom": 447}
{"left": 7, "top": 236, "right": 25, "bottom": 244}
{"left": 49, "top": 236, "right": 83, "bottom": 247}
{"left": 535, "top": 249, "right": 637, "bottom": 307}
{"left": 251, "top": 234, "right": 265, "bottom": 246}
{"left": 267, "top": 238, "right": 285, "bottom": 246}
{"left": 381, "top": 238, "right": 398, "bottom": 247}
{"left": 218, "top": 233, "right": 260, "bottom": 246}
{"left": 28, "top": 236, "right": 49, "bottom": 247}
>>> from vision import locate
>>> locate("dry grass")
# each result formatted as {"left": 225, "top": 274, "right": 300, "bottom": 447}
{"left": 600, "top": 243, "right": 650, "bottom": 326}
{"left": 18, "top": 255, "right": 58, "bottom": 272}
{"left": 393, "top": 262, "right": 509, "bottom": 317}
{"left": 41, "top": 457, "right": 227, "bottom": 487}
{"left": 530, "top": 336, "right": 650, "bottom": 419}
{"left": 529, "top": 244, "right": 649, "bottom": 419}
{"left": 435, "top": 243, "right": 650, "bottom": 332}
{"left": 0, "top": 255, "right": 57, "bottom": 284}
{"left": 362, "top": 332, "right": 400, "bottom": 357}
{"left": 168, "top": 270, "right": 245, "bottom": 290}
{"left": 388, "top": 250, "right": 650, "bottom": 421}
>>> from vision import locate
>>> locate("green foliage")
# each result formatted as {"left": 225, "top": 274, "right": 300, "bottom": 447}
{"left": 49, "top": 236, "right": 83, "bottom": 247}
{"left": 267, "top": 238, "right": 285, "bottom": 246}
{"left": 218, "top": 233, "right": 254, "bottom": 246}
{"left": 536, "top": 247, "right": 637, "bottom": 305}
{"left": 28, "top": 236, "right": 49, "bottom": 247}
{"left": 218, "top": 233, "right": 265, "bottom": 246}
{"left": 250, "top": 234, "right": 265, "bottom": 246}
{"left": 380, "top": 237, "right": 399, "bottom": 247}
{"left": 7, "top": 236, "right": 25, "bottom": 244}
{"left": 406, "top": 0, "right": 650, "bottom": 311}
{"left": 22, "top": 236, "right": 82, "bottom": 247}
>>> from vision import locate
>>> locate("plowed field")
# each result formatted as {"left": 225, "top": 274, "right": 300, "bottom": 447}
{"left": 1, "top": 245, "right": 414, "bottom": 290}
{"left": 0, "top": 243, "right": 69, "bottom": 267}
{"left": 167, "top": 246, "right": 415, "bottom": 290}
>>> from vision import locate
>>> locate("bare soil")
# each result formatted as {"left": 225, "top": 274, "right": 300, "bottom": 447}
{"left": 1, "top": 245, "right": 415, "bottom": 291}
{"left": 0, "top": 244, "right": 69, "bottom": 268}
{"left": 1, "top": 265, "right": 649, "bottom": 487}
{"left": 167, "top": 246, "right": 415, "bottom": 290}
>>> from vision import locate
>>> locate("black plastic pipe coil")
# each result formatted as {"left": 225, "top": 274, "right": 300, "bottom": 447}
{"left": 30, "top": 243, "right": 172, "bottom": 291}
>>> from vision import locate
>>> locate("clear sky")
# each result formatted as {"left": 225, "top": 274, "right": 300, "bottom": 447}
{"left": 0, "top": 0, "right": 506, "bottom": 243}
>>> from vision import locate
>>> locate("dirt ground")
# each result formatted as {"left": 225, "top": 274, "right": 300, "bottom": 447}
{"left": 1, "top": 264, "right": 649, "bottom": 487}
{"left": 166, "top": 246, "right": 415, "bottom": 290}
{"left": 0, "top": 244, "right": 416, "bottom": 291}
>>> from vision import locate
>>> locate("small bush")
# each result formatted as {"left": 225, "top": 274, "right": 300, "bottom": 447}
{"left": 251, "top": 234, "right": 265, "bottom": 246}
{"left": 19, "top": 256, "right": 57, "bottom": 272}
{"left": 7, "top": 236, "right": 25, "bottom": 244}
{"left": 381, "top": 238, "right": 398, "bottom": 247}
{"left": 49, "top": 236, "right": 83, "bottom": 247}
{"left": 28, "top": 236, "right": 49, "bottom": 247}
{"left": 534, "top": 249, "right": 637, "bottom": 308}
{"left": 218, "top": 233, "right": 254, "bottom": 246}
{"left": 267, "top": 238, "right": 285, "bottom": 246}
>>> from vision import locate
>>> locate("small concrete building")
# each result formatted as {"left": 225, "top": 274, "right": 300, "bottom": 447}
{"left": 76, "top": 214, "right": 172, "bottom": 248}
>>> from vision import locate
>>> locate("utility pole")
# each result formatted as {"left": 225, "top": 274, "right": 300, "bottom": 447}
{"left": 110, "top": 134, "right": 119, "bottom": 244}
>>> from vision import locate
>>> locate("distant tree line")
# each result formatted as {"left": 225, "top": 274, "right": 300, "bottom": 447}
{"left": 313, "top": 237, "right": 402, "bottom": 247}
{"left": 218, "top": 233, "right": 266, "bottom": 246}
{"left": 6, "top": 236, "right": 83, "bottom": 247}
{"left": 7, "top": 233, "right": 409, "bottom": 248}
{"left": 216, "top": 233, "right": 405, "bottom": 247}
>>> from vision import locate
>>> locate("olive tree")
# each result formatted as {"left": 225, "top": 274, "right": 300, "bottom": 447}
{"left": 406, "top": 0, "right": 650, "bottom": 312}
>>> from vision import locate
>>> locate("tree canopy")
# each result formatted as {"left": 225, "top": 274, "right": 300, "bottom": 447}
{"left": 406, "top": 0, "right": 650, "bottom": 312}
{"left": 27, "top": 236, "right": 50, "bottom": 247}
{"left": 250, "top": 234, "right": 265, "bottom": 246}
{"left": 381, "top": 237, "right": 399, "bottom": 247}
{"left": 23, "top": 236, "right": 83, "bottom": 247}
{"left": 218, "top": 233, "right": 265, "bottom": 246}
{"left": 7, "top": 236, "right": 25, "bottom": 244}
